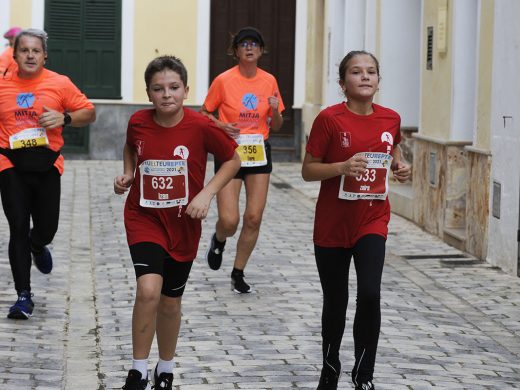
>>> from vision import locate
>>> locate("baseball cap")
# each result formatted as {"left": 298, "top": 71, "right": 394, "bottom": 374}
{"left": 4, "top": 27, "right": 22, "bottom": 39}
{"left": 233, "top": 27, "right": 265, "bottom": 47}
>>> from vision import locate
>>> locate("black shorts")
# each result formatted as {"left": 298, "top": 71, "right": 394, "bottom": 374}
{"left": 214, "top": 140, "right": 272, "bottom": 179}
{"left": 129, "top": 242, "right": 193, "bottom": 297}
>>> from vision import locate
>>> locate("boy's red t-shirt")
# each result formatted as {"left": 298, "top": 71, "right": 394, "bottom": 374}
{"left": 306, "top": 103, "right": 401, "bottom": 248}
{"left": 124, "top": 108, "right": 238, "bottom": 262}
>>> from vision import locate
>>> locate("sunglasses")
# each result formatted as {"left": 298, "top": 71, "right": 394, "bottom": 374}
{"left": 239, "top": 41, "right": 259, "bottom": 48}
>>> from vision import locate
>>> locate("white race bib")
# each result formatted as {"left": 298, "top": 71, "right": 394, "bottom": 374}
{"left": 338, "top": 152, "right": 393, "bottom": 200}
{"left": 9, "top": 127, "right": 49, "bottom": 149}
{"left": 235, "top": 134, "right": 267, "bottom": 167}
{"left": 139, "top": 160, "right": 189, "bottom": 208}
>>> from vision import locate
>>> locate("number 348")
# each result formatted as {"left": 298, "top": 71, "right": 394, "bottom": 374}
{"left": 355, "top": 169, "right": 376, "bottom": 182}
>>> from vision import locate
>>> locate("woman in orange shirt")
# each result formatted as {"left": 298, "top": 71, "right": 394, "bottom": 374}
{"left": 201, "top": 27, "right": 284, "bottom": 293}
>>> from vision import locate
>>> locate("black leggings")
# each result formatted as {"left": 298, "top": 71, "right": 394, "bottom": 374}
{"left": 315, "top": 234, "right": 386, "bottom": 384}
{"left": 0, "top": 168, "right": 61, "bottom": 294}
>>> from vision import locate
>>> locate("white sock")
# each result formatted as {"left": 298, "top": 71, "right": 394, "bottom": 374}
{"left": 156, "top": 358, "right": 174, "bottom": 375}
{"left": 132, "top": 358, "right": 148, "bottom": 379}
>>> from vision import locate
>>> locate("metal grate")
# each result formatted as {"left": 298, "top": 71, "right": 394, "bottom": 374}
{"left": 426, "top": 26, "right": 433, "bottom": 70}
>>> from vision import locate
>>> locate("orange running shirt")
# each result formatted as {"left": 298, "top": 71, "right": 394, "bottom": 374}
{"left": 0, "top": 47, "right": 17, "bottom": 77}
{"left": 203, "top": 65, "right": 284, "bottom": 140}
{"left": 0, "top": 68, "right": 94, "bottom": 174}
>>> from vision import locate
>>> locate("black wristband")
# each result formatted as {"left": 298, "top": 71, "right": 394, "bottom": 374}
{"left": 63, "top": 112, "right": 72, "bottom": 126}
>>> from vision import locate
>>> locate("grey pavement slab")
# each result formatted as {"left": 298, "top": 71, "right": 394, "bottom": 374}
{"left": 0, "top": 161, "right": 518, "bottom": 389}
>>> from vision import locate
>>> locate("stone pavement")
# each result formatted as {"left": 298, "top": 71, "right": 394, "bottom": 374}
{"left": 0, "top": 160, "right": 519, "bottom": 390}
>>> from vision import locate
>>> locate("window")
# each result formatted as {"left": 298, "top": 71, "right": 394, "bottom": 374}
{"left": 44, "top": 0, "right": 122, "bottom": 99}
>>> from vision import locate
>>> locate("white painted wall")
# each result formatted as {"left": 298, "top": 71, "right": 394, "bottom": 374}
{"left": 31, "top": 0, "right": 44, "bottom": 29}
{"left": 487, "top": 0, "right": 520, "bottom": 274}
{"left": 120, "top": 0, "right": 135, "bottom": 102}
{"left": 450, "top": 0, "right": 477, "bottom": 141}
{"left": 0, "top": 0, "right": 10, "bottom": 49}
{"left": 379, "top": 0, "right": 421, "bottom": 128}
{"left": 195, "top": 0, "right": 210, "bottom": 105}
{"left": 293, "top": 0, "right": 307, "bottom": 108}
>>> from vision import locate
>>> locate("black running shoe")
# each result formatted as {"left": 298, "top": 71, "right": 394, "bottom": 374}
{"left": 32, "top": 246, "right": 53, "bottom": 274}
{"left": 7, "top": 290, "right": 34, "bottom": 320}
{"left": 231, "top": 269, "right": 252, "bottom": 294}
{"left": 122, "top": 369, "right": 150, "bottom": 390}
{"left": 354, "top": 381, "right": 375, "bottom": 390}
{"left": 206, "top": 233, "right": 225, "bottom": 270}
{"left": 317, "top": 365, "right": 340, "bottom": 389}
{"left": 152, "top": 365, "right": 173, "bottom": 389}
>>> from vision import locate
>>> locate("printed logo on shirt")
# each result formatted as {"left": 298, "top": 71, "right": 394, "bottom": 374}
{"left": 381, "top": 131, "right": 393, "bottom": 145}
{"left": 16, "top": 93, "right": 35, "bottom": 108}
{"left": 339, "top": 132, "right": 351, "bottom": 148}
{"left": 242, "top": 93, "right": 259, "bottom": 110}
{"left": 135, "top": 140, "right": 145, "bottom": 156}
{"left": 173, "top": 145, "right": 189, "bottom": 160}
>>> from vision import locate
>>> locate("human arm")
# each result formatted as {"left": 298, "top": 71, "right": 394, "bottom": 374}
{"left": 38, "top": 106, "right": 96, "bottom": 129}
{"left": 301, "top": 152, "right": 368, "bottom": 182}
{"left": 267, "top": 92, "right": 283, "bottom": 131}
{"left": 114, "top": 143, "right": 137, "bottom": 195}
{"left": 390, "top": 145, "right": 411, "bottom": 183}
{"left": 185, "top": 152, "right": 241, "bottom": 219}
{"left": 200, "top": 104, "right": 240, "bottom": 139}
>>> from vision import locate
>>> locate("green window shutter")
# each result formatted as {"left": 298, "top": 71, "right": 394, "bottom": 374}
{"left": 83, "top": 0, "right": 121, "bottom": 98}
{"left": 44, "top": 0, "right": 121, "bottom": 99}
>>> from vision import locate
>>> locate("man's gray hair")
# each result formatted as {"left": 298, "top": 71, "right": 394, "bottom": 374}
{"left": 13, "top": 28, "right": 49, "bottom": 53}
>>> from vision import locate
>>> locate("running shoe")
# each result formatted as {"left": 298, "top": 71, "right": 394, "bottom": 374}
{"left": 206, "top": 233, "right": 225, "bottom": 270}
{"left": 231, "top": 269, "right": 252, "bottom": 294}
{"left": 122, "top": 369, "right": 150, "bottom": 390}
{"left": 32, "top": 246, "right": 53, "bottom": 274}
{"left": 317, "top": 365, "right": 340, "bottom": 389}
{"left": 152, "top": 365, "right": 173, "bottom": 389}
{"left": 354, "top": 381, "right": 375, "bottom": 390}
{"left": 7, "top": 290, "right": 34, "bottom": 320}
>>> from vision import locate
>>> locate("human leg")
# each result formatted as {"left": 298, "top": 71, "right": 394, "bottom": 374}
{"left": 233, "top": 173, "right": 269, "bottom": 270}
{"left": 0, "top": 169, "right": 32, "bottom": 295}
{"left": 315, "top": 245, "right": 352, "bottom": 388}
{"left": 206, "top": 179, "right": 241, "bottom": 270}
{"left": 229, "top": 173, "right": 269, "bottom": 293}
{"left": 29, "top": 168, "right": 60, "bottom": 274}
{"left": 351, "top": 234, "right": 386, "bottom": 387}
{"left": 127, "top": 242, "right": 167, "bottom": 383}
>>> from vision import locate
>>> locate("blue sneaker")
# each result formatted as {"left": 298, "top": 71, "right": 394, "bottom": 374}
{"left": 7, "top": 290, "right": 34, "bottom": 319}
{"left": 32, "top": 246, "right": 53, "bottom": 274}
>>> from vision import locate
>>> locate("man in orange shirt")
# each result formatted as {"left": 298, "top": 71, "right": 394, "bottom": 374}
{"left": 0, "top": 26, "right": 21, "bottom": 77}
{"left": 0, "top": 29, "right": 96, "bottom": 320}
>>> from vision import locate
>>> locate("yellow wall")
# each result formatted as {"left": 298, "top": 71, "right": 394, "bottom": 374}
{"left": 133, "top": 0, "right": 199, "bottom": 104}
{"left": 10, "top": 0, "right": 32, "bottom": 29}
{"left": 420, "top": 0, "right": 452, "bottom": 139}
{"left": 475, "top": 0, "right": 494, "bottom": 150}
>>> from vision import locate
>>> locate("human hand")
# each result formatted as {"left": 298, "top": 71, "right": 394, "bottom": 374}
{"left": 338, "top": 153, "right": 368, "bottom": 177}
{"left": 268, "top": 92, "right": 279, "bottom": 111}
{"left": 114, "top": 174, "right": 134, "bottom": 195}
{"left": 220, "top": 122, "right": 241, "bottom": 139}
{"left": 186, "top": 189, "right": 213, "bottom": 219}
{"left": 39, "top": 106, "right": 65, "bottom": 129}
{"left": 391, "top": 161, "right": 411, "bottom": 183}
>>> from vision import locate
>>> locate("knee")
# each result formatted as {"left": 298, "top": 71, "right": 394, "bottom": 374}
{"left": 135, "top": 283, "right": 161, "bottom": 307}
{"left": 242, "top": 212, "right": 263, "bottom": 231}
{"left": 158, "top": 296, "right": 182, "bottom": 319}
{"left": 356, "top": 290, "right": 380, "bottom": 308}
{"left": 218, "top": 216, "right": 239, "bottom": 236}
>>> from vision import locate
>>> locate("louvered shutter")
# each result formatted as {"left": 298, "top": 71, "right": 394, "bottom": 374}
{"left": 44, "top": 0, "right": 121, "bottom": 99}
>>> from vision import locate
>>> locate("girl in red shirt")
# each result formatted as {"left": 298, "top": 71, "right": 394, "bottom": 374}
{"left": 114, "top": 56, "right": 240, "bottom": 390}
{"left": 302, "top": 51, "right": 411, "bottom": 390}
